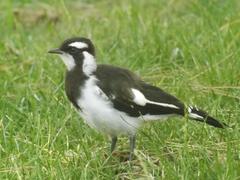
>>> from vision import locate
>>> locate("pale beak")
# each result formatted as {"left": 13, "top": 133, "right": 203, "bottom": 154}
{"left": 48, "top": 48, "right": 63, "bottom": 54}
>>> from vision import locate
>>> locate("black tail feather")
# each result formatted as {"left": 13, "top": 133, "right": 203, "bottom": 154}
{"left": 187, "top": 106, "right": 227, "bottom": 128}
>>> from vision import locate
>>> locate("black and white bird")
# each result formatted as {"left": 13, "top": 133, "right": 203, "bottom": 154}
{"left": 48, "top": 37, "right": 226, "bottom": 160}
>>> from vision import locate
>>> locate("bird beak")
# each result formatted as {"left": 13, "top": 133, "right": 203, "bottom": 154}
{"left": 48, "top": 48, "right": 63, "bottom": 54}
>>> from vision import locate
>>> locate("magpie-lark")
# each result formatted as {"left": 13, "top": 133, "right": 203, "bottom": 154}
{"left": 48, "top": 37, "right": 227, "bottom": 160}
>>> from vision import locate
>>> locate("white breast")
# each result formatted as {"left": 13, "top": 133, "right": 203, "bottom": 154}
{"left": 77, "top": 76, "right": 141, "bottom": 136}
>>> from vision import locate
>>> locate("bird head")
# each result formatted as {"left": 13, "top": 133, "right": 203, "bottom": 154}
{"left": 48, "top": 37, "right": 96, "bottom": 73}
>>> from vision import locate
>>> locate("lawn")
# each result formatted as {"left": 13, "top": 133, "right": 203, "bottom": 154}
{"left": 0, "top": 0, "right": 240, "bottom": 179}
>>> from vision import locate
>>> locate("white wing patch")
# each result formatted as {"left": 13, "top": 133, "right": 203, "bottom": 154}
{"left": 69, "top": 42, "right": 88, "bottom": 49}
{"left": 82, "top": 51, "right": 97, "bottom": 76}
{"left": 146, "top": 100, "right": 180, "bottom": 109}
{"left": 131, "top": 88, "right": 180, "bottom": 109}
{"left": 131, "top": 89, "right": 147, "bottom": 106}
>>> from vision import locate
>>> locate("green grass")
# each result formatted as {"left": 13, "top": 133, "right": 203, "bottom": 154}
{"left": 1, "top": 0, "right": 240, "bottom": 179}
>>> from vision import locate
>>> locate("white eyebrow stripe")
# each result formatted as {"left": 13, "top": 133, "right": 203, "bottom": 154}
{"left": 131, "top": 88, "right": 180, "bottom": 109}
{"left": 69, "top": 42, "right": 88, "bottom": 49}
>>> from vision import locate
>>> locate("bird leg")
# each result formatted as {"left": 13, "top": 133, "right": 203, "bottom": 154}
{"left": 129, "top": 135, "right": 136, "bottom": 161}
{"left": 110, "top": 136, "right": 118, "bottom": 153}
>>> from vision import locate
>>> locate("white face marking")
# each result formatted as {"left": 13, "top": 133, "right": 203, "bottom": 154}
{"left": 131, "top": 88, "right": 180, "bottom": 109}
{"left": 69, "top": 42, "right": 88, "bottom": 49}
{"left": 82, "top": 51, "right": 97, "bottom": 76}
{"left": 59, "top": 53, "right": 76, "bottom": 71}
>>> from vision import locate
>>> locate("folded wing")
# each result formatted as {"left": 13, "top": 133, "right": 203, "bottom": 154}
{"left": 95, "top": 65, "right": 185, "bottom": 117}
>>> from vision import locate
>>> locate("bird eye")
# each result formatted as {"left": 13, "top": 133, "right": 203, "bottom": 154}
{"left": 70, "top": 47, "right": 78, "bottom": 53}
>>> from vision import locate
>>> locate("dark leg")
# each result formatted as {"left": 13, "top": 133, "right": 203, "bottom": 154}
{"left": 129, "top": 135, "right": 136, "bottom": 161}
{"left": 111, "top": 136, "right": 118, "bottom": 153}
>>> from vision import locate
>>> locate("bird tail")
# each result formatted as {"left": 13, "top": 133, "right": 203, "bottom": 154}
{"left": 187, "top": 106, "right": 227, "bottom": 128}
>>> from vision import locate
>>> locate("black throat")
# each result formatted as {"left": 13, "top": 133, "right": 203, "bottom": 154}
{"left": 65, "top": 66, "right": 88, "bottom": 109}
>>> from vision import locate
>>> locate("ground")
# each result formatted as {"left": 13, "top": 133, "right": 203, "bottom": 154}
{"left": 0, "top": 0, "right": 240, "bottom": 179}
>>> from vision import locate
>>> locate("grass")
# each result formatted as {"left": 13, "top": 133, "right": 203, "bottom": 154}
{"left": 0, "top": 0, "right": 240, "bottom": 179}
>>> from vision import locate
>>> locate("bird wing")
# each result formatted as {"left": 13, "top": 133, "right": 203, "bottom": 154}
{"left": 95, "top": 64, "right": 185, "bottom": 117}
